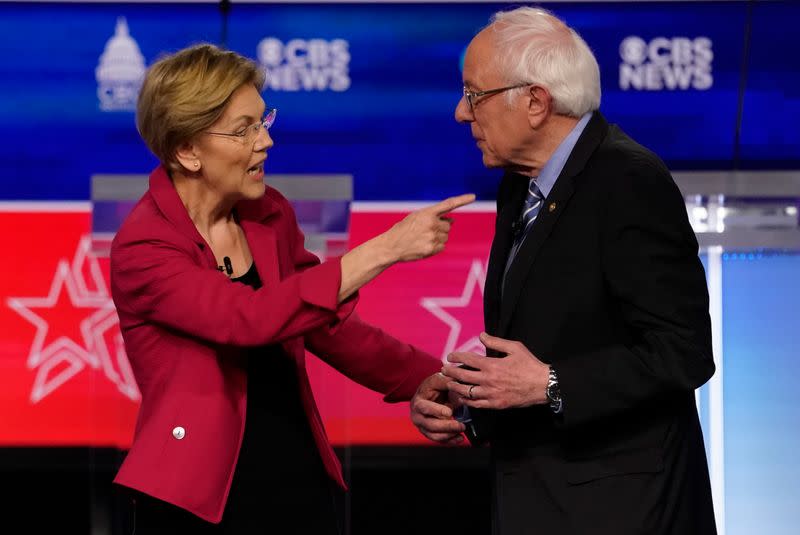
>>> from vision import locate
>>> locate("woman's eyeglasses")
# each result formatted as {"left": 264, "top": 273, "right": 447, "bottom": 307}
{"left": 205, "top": 108, "right": 277, "bottom": 144}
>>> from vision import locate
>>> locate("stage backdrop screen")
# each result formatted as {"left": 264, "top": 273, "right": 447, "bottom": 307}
{"left": 0, "top": 3, "right": 798, "bottom": 534}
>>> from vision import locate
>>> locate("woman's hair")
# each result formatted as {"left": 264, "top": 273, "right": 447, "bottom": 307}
{"left": 490, "top": 7, "right": 601, "bottom": 117}
{"left": 136, "top": 44, "right": 266, "bottom": 171}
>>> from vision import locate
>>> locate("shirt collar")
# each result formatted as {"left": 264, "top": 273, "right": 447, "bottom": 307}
{"left": 533, "top": 112, "right": 593, "bottom": 198}
{"left": 148, "top": 165, "right": 280, "bottom": 245}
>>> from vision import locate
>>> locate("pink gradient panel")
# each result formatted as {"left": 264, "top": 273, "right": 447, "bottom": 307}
{"left": 0, "top": 208, "right": 494, "bottom": 446}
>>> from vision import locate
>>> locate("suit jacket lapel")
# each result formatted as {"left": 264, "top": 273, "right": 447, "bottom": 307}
{"left": 240, "top": 219, "right": 281, "bottom": 288}
{"left": 497, "top": 176, "right": 576, "bottom": 336}
{"left": 239, "top": 201, "right": 297, "bottom": 358}
{"left": 236, "top": 191, "right": 282, "bottom": 288}
{"left": 484, "top": 177, "right": 527, "bottom": 335}
{"left": 497, "top": 112, "right": 609, "bottom": 336}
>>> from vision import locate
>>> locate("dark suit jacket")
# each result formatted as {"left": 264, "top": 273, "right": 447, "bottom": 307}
{"left": 479, "top": 112, "right": 717, "bottom": 535}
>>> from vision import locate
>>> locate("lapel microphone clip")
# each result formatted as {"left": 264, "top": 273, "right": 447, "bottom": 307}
{"left": 217, "top": 256, "right": 233, "bottom": 276}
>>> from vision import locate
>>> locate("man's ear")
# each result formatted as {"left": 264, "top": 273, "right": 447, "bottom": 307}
{"left": 526, "top": 85, "right": 553, "bottom": 130}
{"left": 174, "top": 141, "right": 202, "bottom": 173}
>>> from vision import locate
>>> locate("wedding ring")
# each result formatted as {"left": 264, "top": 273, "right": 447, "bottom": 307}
{"left": 468, "top": 384, "right": 476, "bottom": 399}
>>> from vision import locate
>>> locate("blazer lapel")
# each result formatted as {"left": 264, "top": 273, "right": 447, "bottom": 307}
{"left": 497, "top": 112, "right": 609, "bottom": 336}
{"left": 239, "top": 194, "right": 304, "bottom": 360}
{"left": 484, "top": 177, "right": 527, "bottom": 335}
{"left": 240, "top": 219, "right": 281, "bottom": 288}
{"left": 236, "top": 192, "right": 282, "bottom": 288}
{"left": 497, "top": 176, "right": 576, "bottom": 336}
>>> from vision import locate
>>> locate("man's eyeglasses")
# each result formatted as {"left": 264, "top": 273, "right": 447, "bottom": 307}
{"left": 462, "top": 83, "right": 531, "bottom": 111}
{"left": 205, "top": 108, "right": 277, "bottom": 144}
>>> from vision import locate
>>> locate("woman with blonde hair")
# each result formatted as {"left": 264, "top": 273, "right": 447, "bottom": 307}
{"left": 110, "top": 43, "right": 471, "bottom": 533}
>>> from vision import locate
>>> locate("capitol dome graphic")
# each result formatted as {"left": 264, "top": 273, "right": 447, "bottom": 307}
{"left": 96, "top": 17, "right": 146, "bottom": 111}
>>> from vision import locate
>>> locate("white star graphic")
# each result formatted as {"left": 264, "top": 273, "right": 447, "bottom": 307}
{"left": 6, "top": 235, "right": 140, "bottom": 403}
{"left": 420, "top": 259, "right": 488, "bottom": 360}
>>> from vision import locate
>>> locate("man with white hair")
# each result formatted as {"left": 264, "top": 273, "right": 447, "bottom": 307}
{"left": 410, "top": 7, "right": 717, "bottom": 534}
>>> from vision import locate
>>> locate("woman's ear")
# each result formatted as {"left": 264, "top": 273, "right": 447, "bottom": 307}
{"left": 174, "top": 141, "right": 201, "bottom": 173}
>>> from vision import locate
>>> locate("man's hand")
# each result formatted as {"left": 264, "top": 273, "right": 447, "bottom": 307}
{"left": 410, "top": 372, "right": 466, "bottom": 444}
{"left": 443, "top": 332, "right": 550, "bottom": 410}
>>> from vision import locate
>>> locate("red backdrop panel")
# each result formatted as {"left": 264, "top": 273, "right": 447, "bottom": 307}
{"left": 0, "top": 206, "right": 494, "bottom": 447}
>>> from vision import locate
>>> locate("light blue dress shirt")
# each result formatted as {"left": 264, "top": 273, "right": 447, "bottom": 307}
{"left": 533, "top": 111, "right": 593, "bottom": 199}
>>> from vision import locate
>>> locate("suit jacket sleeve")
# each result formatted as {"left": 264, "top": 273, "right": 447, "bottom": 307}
{"left": 110, "top": 214, "right": 356, "bottom": 348}
{"left": 304, "top": 312, "right": 442, "bottom": 403}
{"left": 554, "top": 155, "right": 715, "bottom": 429}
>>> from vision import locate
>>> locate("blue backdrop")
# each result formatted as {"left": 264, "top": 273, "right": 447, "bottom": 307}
{"left": 0, "top": 1, "right": 798, "bottom": 201}
{"left": 0, "top": 3, "right": 798, "bottom": 533}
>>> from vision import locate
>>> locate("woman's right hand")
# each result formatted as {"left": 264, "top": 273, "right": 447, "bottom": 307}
{"left": 337, "top": 193, "right": 475, "bottom": 302}
{"left": 382, "top": 193, "right": 476, "bottom": 262}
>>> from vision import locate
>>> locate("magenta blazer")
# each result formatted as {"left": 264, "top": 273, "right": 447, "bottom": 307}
{"left": 110, "top": 166, "right": 441, "bottom": 522}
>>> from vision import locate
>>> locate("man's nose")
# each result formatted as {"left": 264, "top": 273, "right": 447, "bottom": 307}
{"left": 454, "top": 95, "right": 473, "bottom": 124}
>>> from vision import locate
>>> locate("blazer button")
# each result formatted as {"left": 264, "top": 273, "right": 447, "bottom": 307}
{"left": 172, "top": 426, "right": 186, "bottom": 440}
